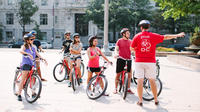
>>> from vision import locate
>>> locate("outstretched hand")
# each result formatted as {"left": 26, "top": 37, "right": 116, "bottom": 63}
{"left": 177, "top": 32, "right": 185, "bottom": 38}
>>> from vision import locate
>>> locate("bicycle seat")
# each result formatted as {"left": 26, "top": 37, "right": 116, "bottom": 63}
{"left": 17, "top": 67, "right": 21, "bottom": 69}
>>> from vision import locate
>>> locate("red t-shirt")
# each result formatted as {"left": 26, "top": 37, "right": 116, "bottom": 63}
{"left": 131, "top": 31, "right": 164, "bottom": 63}
{"left": 116, "top": 38, "right": 131, "bottom": 59}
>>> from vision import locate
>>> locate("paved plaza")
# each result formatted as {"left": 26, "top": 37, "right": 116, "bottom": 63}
{"left": 0, "top": 48, "right": 200, "bottom": 112}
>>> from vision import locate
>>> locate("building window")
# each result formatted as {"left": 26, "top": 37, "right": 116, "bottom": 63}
{"left": 6, "top": 31, "right": 13, "bottom": 40}
{"left": 8, "top": 0, "right": 14, "bottom": 5}
{"left": 41, "top": 0, "right": 48, "bottom": 6}
{"left": 40, "top": 14, "right": 48, "bottom": 25}
{"left": 6, "top": 13, "right": 14, "bottom": 25}
{"left": 41, "top": 32, "right": 47, "bottom": 40}
{"left": 55, "top": 16, "right": 58, "bottom": 24}
{"left": 55, "top": 0, "right": 59, "bottom": 7}
{"left": 75, "top": 14, "right": 88, "bottom": 36}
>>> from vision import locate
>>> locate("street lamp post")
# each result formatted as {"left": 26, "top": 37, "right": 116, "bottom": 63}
{"left": 103, "top": 0, "right": 112, "bottom": 56}
{"left": 52, "top": 1, "right": 55, "bottom": 48}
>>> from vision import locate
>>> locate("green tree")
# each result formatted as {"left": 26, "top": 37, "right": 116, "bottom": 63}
{"left": 85, "top": 0, "right": 152, "bottom": 41}
{"left": 153, "top": 0, "right": 200, "bottom": 19}
{"left": 17, "top": 0, "right": 38, "bottom": 35}
{"left": 33, "top": 22, "right": 43, "bottom": 40}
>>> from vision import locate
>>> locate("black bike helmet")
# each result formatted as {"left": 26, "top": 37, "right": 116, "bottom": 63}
{"left": 120, "top": 28, "right": 129, "bottom": 35}
{"left": 73, "top": 33, "right": 80, "bottom": 38}
{"left": 138, "top": 20, "right": 150, "bottom": 29}
{"left": 23, "top": 33, "right": 33, "bottom": 40}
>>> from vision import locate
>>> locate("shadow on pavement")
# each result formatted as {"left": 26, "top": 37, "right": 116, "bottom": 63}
{"left": 21, "top": 100, "right": 50, "bottom": 111}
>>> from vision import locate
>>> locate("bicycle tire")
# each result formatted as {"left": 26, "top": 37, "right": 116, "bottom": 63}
{"left": 13, "top": 68, "right": 21, "bottom": 96}
{"left": 80, "top": 62, "right": 85, "bottom": 78}
{"left": 156, "top": 65, "right": 160, "bottom": 78}
{"left": 24, "top": 74, "right": 42, "bottom": 103}
{"left": 123, "top": 73, "right": 128, "bottom": 100}
{"left": 132, "top": 71, "right": 138, "bottom": 85}
{"left": 86, "top": 74, "right": 108, "bottom": 100}
{"left": 71, "top": 68, "right": 78, "bottom": 91}
{"left": 53, "top": 63, "right": 67, "bottom": 82}
{"left": 142, "top": 78, "right": 162, "bottom": 101}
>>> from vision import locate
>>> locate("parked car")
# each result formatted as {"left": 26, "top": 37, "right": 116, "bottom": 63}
{"left": 8, "top": 41, "right": 24, "bottom": 48}
{"left": 41, "top": 42, "right": 52, "bottom": 49}
{"left": 167, "top": 44, "right": 186, "bottom": 52}
{"left": 109, "top": 43, "right": 115, "bottom": 51}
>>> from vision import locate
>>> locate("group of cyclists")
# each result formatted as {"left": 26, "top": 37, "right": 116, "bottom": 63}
{"left": 16, "top": 19, "right": 185, "bottom": 106}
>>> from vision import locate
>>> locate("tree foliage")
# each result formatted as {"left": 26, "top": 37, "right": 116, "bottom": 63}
{"left": 33, "top": 22, "right": 43, "bottom": 40}
{"left": 153, "top": 0, "right": 200, "bottom": 19}
{"left": 17, "top": 0, "right": 38, "bottom": 35}
{"left": 85, "top": 0, "right": 152, "bottom": 41}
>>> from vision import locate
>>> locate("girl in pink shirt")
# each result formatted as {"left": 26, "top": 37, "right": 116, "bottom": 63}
{"left": 87, "top": 36, "right": 111, "bottom": 87}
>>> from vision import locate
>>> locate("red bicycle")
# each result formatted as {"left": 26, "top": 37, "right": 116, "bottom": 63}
{"left": 53, "top": 53, "right": 85, "bottom": 82}
{"left": 86, "top": 61, "right": 112, "bottom": 100}
{"left": 118, "top": 58, "right": 131, "bottom": 100}
{"left": 13, "top": 59, "right": 42, "bottom": 103}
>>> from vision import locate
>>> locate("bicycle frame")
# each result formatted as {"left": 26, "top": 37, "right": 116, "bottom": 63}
{"left": 16, "top": 65, "right": 35, "bottom": 89}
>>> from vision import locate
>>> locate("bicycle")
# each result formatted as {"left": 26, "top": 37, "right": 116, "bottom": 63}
{"left": 53, "top": 53, "right": 85, "bottom": 82}
{"left": 132, "top": 60, "right": 162, "bottom": 101}
{"left": 117, "top": 58, "right": 131, "bottom": 100}
{"left": 132, "top": 59, "right": 160, "bottom": 84}
{"left": 86, "top": 61, "right": 111, "bottom": 100}
{"left": 70, "top": 56, "right": 84, "bottom": 91}
{"left": 13, "top": 59, "right": 42, "bottom": 103}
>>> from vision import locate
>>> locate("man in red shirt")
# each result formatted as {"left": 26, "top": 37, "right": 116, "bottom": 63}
{"left": 131, "top": 20, "right": 185, "bottom": 106}
{"left": 113, "top": 28, "right": 134, "bottom": 94}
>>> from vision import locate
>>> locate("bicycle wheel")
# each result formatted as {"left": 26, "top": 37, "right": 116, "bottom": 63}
{"left": 13, "top": 68, "right": 22, "bottom": 96}
{"left": 122, "top": 73, "right": 128, "bottom": 100}
{"left": 142, "top": 78, "right": 162, "bottom": 101}
{"left": 156, "top": 64, "right": 160, "bottom": 78}
{"left": 132, "top": 71, "right": 138, "bottom": 85}
{"left": 53, "top": 63, "right": 67, "bottom": 82}
{"left": 71, "top": 68, "right": 79, "bottom": 91}
{"left": 86, "top": 74, "right": 108, "bottom": 100}
{"left": 24, "top": 74, "right": 42, "bottom": 103}
{"left": 80, "top": 62, "right": 85, "bottom": 78}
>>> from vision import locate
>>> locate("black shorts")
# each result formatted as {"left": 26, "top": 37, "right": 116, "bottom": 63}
{"left": 116, "top": 58, "right": 132, "bottom": 73}
{"left": 87, "top": 67, "right": 101, "bottom": 73}
{"left": 21, "top": 64, "right": 32, "bottom": 71}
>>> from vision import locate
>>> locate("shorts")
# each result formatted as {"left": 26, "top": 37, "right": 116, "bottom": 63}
{"left": 70, "top": 56, "right": 81, "bottom": 61}
{"left": 116, "top": 58, "right": 132, "bottom": 73}
{"left": 134, "top": 62, "right": 156, "bottom": 79}
{"left": 21, "top": 64, "right": 32, "bottom": 71}
{"left": 87, "top": 67, "right": 101, "bottom": 73}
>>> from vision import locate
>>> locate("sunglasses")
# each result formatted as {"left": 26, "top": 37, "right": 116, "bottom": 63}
{"left": 29, "top": 39, "right": 34, "bottom": 41}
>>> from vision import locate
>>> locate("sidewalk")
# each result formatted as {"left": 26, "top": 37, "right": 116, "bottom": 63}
{"left": 0, "top": 49, "right": 200, "bottom": 112}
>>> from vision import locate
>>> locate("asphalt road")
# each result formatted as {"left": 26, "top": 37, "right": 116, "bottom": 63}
{"left": 0, "top": 48, "right": 200, "bottom": 112}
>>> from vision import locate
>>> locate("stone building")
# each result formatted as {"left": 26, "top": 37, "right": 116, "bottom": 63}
{"left": 0, "top": 0, "right": 99, "bottom": 48}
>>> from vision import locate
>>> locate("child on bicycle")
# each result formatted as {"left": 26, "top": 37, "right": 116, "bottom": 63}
{"left": 16, "top": 33, "right": 46, "bottom": 101}
{"left": 87, "top": 35, "right": 112, "bottom": 96}
{"left": 68, "top": 33, "right": 82, "bottom": 87}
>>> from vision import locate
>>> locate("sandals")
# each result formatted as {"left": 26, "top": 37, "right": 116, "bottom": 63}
{"left": 155, "top": 101, "right": 159, "bottom": 105}
{"left": 137, "top": 101, "right": 143, "bottom": 106}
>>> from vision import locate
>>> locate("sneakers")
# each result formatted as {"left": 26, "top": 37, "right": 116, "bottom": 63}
{"left": 137, "top": 101, "right": 143, "bottom": 106}
{"left": 41, "top": 78, "right": 47, "bottom": 81}
{"left": 113, "top": 89, "right": 118, "bottom": 94}
{"left": 127, "top": 89, "right": 134, "bottom": 94}
{"left": 32, "top": 93, "right": 37, "bottom": 99}
{"left": 79, "top": 78, "right": 83, "bottom": 83}
{"left": 66, "top": 75, "right": 69, "bottom": 80}
{"left": 68, "top": 82, "right": 71, "bottom": 87}
{"left": 17, "top": 95, "right": 22, "bottom": 101}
